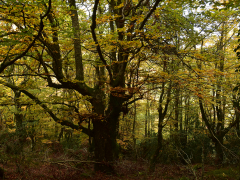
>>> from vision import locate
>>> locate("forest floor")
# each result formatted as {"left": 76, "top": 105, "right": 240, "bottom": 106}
{"left": 1, "top": 149, "right": 239, "bottom": 180}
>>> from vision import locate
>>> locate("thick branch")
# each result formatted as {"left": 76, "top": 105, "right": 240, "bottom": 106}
{"left": 138, "top": 0, "right": 162, "bottom": 31}
{"left": 46, "top": 11, "right": 64, "bottom": 80}
{"left": 163, "top": 82, "right": 172, "bottom": 117}
{"left": 68, "top": 0, "right": 84, "bottom": 81}
{"left": 0, "top": 31, "right": 18, "bottom": 38}
{"left": 91, "top": 0, "right": 113, "bottom": 83}
{"left": 0, "top": 79, "right": 93, "bottom": 136}
{"left": 199, "top": 98, "right": 215, "bottom": 139}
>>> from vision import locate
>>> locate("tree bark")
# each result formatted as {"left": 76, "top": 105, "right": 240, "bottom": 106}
{"left": 92, "top": 92, "right": 122, "bottom": 173}
{"left": 212, "top": 135, "right": 224, "bottom": 165}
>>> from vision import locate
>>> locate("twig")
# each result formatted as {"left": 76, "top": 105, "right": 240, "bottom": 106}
{"left": 177, "top": 148, "right": 198, "bottom": 180}
{"left": 42, "top": 160, "right": 101, "bottom": 163}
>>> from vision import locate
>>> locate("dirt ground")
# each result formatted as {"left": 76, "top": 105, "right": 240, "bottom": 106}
{"left": 1, "top": 153, "right": 239, "bottom": 180}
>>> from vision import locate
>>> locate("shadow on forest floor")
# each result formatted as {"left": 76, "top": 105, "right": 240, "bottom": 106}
{"left": 1, "top": 151, "right": 239, "bottom": 180}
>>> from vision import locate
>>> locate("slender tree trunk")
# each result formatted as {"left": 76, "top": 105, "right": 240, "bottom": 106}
{"left": 236, "top": 109, "right": 240, "bottom": 137}
{"left": 132, "top": 96, "right": 137, "bottom": 149}
{"left": 58, "top": 127, "right": 64, "bottom": 142}
{"left": 174, "top": 85, "right": 179, "bottom": 145}
{"left": 14, "top": 90, "right": 26, "bottom": 151}
{"left": 14, "top": 91, "right": 23, "bottom": 131}
{"left": 149, "top": 81, "right": 172, "bottom": 172}
{"left": 55, "top": 123, "right": 59, "bottom": 139}
{"left": 174, "top": 86, "right": 179, "bottom": 132}
{"left": 179, "top": 94, "right": 183, "bottom": 132}
{"left": 148, "top": 111, "right": 151, "bottom": 137}
{"left": 213, "top": 135, "right": 224, "bottom": 165}
{"left": 181, "top": 95, "right": 189, "bottom": 147}
{"left": 149, "top": 112, "right": 164, "bottom": 172}
{"left": 0, "top": 110, "right": 2, "bottom": 130}
{"left": 145, "top": 97, "right": 149, "bottom": 137}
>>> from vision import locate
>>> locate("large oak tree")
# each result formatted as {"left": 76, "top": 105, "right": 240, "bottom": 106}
{"left": 0, "top": 0, "right": 164, "bottom": 173}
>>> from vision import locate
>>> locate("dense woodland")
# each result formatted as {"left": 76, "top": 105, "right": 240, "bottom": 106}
{"left": 1, "top": 0, "right": 240, "bottom": 179}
